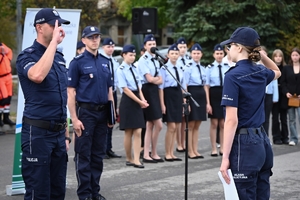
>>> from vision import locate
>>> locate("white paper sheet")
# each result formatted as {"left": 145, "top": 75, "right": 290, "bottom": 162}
{"left": 218, "top": 169, "right": 239, "bottom": 200}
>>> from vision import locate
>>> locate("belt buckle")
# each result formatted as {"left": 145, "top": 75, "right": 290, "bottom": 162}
{"left": 53, "top": 122, "right": 66, "bottom": 131}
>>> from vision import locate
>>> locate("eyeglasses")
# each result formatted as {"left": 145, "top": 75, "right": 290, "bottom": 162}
{"left": 86, "top": 35, "right": 100, "bottom": 40}
{"left": 227, "top": 43, "right": 239, "bottom": 50}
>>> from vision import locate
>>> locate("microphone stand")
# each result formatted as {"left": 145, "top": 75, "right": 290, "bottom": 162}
{"left": 155, "top": 56, "right": 199, "bottom": 200}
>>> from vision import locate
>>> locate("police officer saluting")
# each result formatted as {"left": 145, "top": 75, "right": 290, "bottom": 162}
{"left": 68, "top": 26, "right": 113, "bottom": 200}
{"left": 16, "top": 8, "right": 70, "bottom": 200}
{"left": 99, "top": 38, "right": 121, "bottom": 159}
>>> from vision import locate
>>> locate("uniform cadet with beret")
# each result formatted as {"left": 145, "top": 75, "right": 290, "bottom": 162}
{"left": 219, "top": 27, "right": 281, "bottom": 199}
{"left": 175, "top": 37, "right": 190, "bottom": 153}
{"left": 76, "top": 40, "right": 85, "bottom": 55}
{"left": 159, "top": 43, "right": 186, "bottom": 162}
{"left": 16, "top": 8, "right": 70, "bottom": 200}
{"left": 184, "top": 43, "right": 207, "bottom": 159}
{"left": 116, "top": 44, "right": 149, "bottom": 168}
{"left": 206, "top": 44, "right": 229, "bottom": 157}
{"left": 68, "top": 26, "right": 112, "bottom": 200}
{"left": 99, "top": 38, "right": 122, "bottom": 159}
{"left": 138, "top": 34, "right": 164, "bottom": 163}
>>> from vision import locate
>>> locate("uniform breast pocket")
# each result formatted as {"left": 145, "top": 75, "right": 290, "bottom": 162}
{"left": 83, "top": 67, "right": 97, "bottom": 81}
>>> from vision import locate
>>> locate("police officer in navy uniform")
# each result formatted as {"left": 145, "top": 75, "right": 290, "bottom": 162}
{"left": 206, "top": 44, "right": 229, "bottom": 157}
{"left": 68, "top": 26, "right": 113, "bottom": 200}
{"left": 219, "top": 27, "right": 281, "bottom": 199}
{"left": 16, "top": 8, "right": 70, "bottom": 200}
{"left": 99, "top": 38, "right": 122, "bottom": 159}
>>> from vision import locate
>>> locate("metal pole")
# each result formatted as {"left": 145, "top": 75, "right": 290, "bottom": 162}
{"left": 16, "top": 0, "right": 22, "bottom": 54}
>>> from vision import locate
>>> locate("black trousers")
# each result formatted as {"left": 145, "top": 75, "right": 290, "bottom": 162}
{"left": 271, "top": 102, "right": 289, "bottom": 142}
{"left": 263, "top": 94, "right": 273, "bottom": 136}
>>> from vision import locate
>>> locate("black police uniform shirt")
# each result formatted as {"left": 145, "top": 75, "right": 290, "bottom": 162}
{"left": 221, "top": 60, "right": 275, "bottom": 129}
{"left": 68, "top": 50, "right": 112, "bottom": 104}
{"left": 16, "top": 40, "right": 67, "bottom": 121}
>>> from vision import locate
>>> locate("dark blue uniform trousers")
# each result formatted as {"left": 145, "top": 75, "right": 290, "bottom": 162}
{"left": 106, "top": 91, "right": 117, "bottom": 152}
{"left": 230, "top": 128, "right": 273, "bottom": 200}
{"left": 21, "top": 123, "right": 67, "bottom": 200}
{"left": 75, "top": 107, "right": 107, "bottom": 200}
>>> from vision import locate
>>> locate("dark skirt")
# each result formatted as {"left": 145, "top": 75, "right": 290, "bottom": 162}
{"left": 142, "top": 83, "right": 162, "bottom": 121}
{"left": 208, "top": 86, "right": 224, "bottom": 119}
{"left": 163, "top": 87, "right": 183, "bottom": 123}
{"left": 119, "top": 91, "right": 145, "bottom": 130}
{"left": 188, "top": 86, "right": 207, "bottom": 121}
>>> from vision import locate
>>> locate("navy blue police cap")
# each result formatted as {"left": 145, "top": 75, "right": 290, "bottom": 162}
{"left": 191, "top": 43, "right": 202, "bottom": 51}
{"left": 76, "top": 41, "right": 85, "bottom": 50}
{"left": 81, "top": 26, "right": 101, "bottom": 38}
{"left": 168, "top": 43, "right": 179, "bottom": 52}
{"left": 213, "top": 44, "right": 223, "bottom": 52}
{"left": 220, "top": 27, "right": 260, "bottom": 47}
{"left": 177, "top": 37, "right": 187, "bottom": 44}
{"left": 34, "top": 8, "right": 70, "bottom": 27}
{"left": 102, "top": 38, "right": 115, "bottom": 46}
{"left": 122, "top": 44, "right": 136, "bottom": 53}
{"left": 143, "top": 34, "right": 155, "bottom": 44}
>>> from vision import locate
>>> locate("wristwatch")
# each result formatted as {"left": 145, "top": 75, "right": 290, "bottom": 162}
{"left": 65, "top": 136, "right": 71, "bottom": 144}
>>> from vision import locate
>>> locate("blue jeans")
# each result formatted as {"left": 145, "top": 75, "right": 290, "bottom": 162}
{"left": 287, "top": 107, "right": 300, "bottom": 144}
{"left": 230, "top": 128, "right": 273, "bottom": 200}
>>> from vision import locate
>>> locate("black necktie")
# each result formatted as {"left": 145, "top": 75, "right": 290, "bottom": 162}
{"left": 173, "top": 66, "right": 180, "bottom": 88}
{"left": 218, "top": 64, "right": 223, "bottom": 86}
{"left": 196, "top": 64, "right": 203, "bottom": 85}
{"left": 151, "top": 58, "right": 158, "bottom": 77}
{"left": 129, "top": 66, "right": 139, "bottom": 91}
{"left": 109, "top": 58, "right": 114, "bottom": 90}
{"left": 181, "top": 58, "right": 186, "bottom": 66}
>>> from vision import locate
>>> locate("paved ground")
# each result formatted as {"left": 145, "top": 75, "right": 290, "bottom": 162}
{"left": 0, "top": 96, "right": 299, "bottom": 200}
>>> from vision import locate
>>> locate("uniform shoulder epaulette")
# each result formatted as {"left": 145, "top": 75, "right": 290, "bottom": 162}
{"left": 24, "top": 47, "right": 35, "bottom": 54}
{"left": 224, "top": 63, "right": 228, "bottom": 65}
{"left": 113, "top": 58, "right": 118, "bottom": 62}
{"left": 161, "top": 66, "right": 166, "bottom": 70}
{"left": 74, "top": 54, "right": 84, "bottom": 60}
{"left": 207, "top": 63, "right": 214, "bottom": 68}
{"left": 119, "top": 65, "right": 124, "bottom": 70}
{"left": 186, "top": 62, "right": 192, "bottom": 67}
{"left": 185, "top": 55, "right": 191, "bottom": 60}
{"left": 143, "top": 55, "right": 148, "bottom": 59}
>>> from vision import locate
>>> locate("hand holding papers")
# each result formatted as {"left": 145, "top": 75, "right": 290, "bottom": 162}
{"left": 218, "top": 169, "right": 239, "bottom": 200}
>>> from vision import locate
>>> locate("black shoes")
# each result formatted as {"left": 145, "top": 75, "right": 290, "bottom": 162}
{"left": 176, "top": 148, "right": 185, "bottom": 152}
{"left": 274, "top": 140, "right": 283, "bottom": 145}
{"left": 211, "top": 153, "right": 218, "bottom": 157}
{"left": 134, "top": 164, "right": 145, "bottom": 168}
{"left": 106, "top": 150, "right": 122, "bottom": 158}
{"left": 125, "top": 161, "right": 134, "bottom": 166}
{"left": 188, "top": 155, "right": 204, "bottom": 159}
{"left": 164, "top": 157, "right": 174, "bottom": 162}
{"left": 92, "top": 194, "right": 106, "bottom": 200}
{"left": 152, "top": 157, "right": 164, "bottom": 162}
{"left": 142, "top": 158, "right": 157, "bottom": 163}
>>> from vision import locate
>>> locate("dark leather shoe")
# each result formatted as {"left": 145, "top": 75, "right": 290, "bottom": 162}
{"left": 142, "top": 158, "right": 157, "bottom": 163}
{"left": 176, "top": 148, "right": 185, "bottom": 152}
{"left": 126, "top": 161, "right": 134, "bottom": 166}
{"left": 211, "top": 153, "right": 218, "bottom": 157}
{"left": 134, "top": 164, "right": 145, "bottom": 168}
{"left": 107, "top": 150, "right": 122, "bottom": 158}
{"left": 164, "top": 157, "right": 174, "bottom": 162}
{"left": 188, "top": 156, "right": 198, "bottom": 159}
{"left": 152, "top": 157, "right": 164, "bottom": 162}
{"left": 92, "top": 194, "right": 106, "bottom": 200}
{"left": 282, "top": 139, "right": 289, "bottom": 144}
{"left": 274, "top": 140, "right": 283, "bottom": 145}
{"left": 196, "top": 155, "right": 204, "bottom": 159}
{"left": 172, "top": 157, "right": 182, "bottom": 161}
{"left": 103, "top": 154, "right": 110, "bottom": 159}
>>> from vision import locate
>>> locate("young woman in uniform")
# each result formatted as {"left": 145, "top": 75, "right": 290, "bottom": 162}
{"left": 116, "top": 45, "right": 149, "bottom": 168}
{"left": 159, "top": 44, "right": 185, "bottom": 161}
{"left": 219, "top": 27, "right": 281, "bottom": 199}
{"left": 183, "top": 43, "right": 207, "bottom": 159}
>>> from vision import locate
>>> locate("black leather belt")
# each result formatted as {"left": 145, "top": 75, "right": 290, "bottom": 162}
{"left": 77, "top": 102, "right": 107, "bottom": 112}
{"left": 236, "top": 127, "right": 263, "bottom": 134}
{"left": 23, "top": 117, "right": 66, "bottom": 132}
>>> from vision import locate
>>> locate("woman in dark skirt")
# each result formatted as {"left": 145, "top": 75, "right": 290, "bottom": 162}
{"left": 159, "top": 44, "right": 186, "bottom": 161}
{"left": 116, "top": 44, "right": 149, "bottom": 168}
{"left": 137, "top": 34, "right": 163, "bottom": 163}
{"left": 184, "top": 43, "right": 207, "bottom": 159}
{"left": 206, "top": 44, "right": 230, "bottom": 156}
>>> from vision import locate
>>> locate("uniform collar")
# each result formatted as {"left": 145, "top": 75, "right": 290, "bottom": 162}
{"left": 192, "top": 60, "right": 201, "bottom": 66}
{"left": 213, "top": 60, "right": 224, "bottom": 66}
{"left": 101, "top": 52, "right": 112, "bottom": 59}
{"left": 33, "top": 39, "right": 47, "bottom": 53}
{"left": 144, "top": 51, "right": 154, "bottom": 58}
{"left": 121, "top": 61, "right": 131, "bottom": 69}
{"left": 235, "top": 59, "right": 253, "bottom": 67}
{"left": 83, "top": 49, "right": 99, "bottom": 58}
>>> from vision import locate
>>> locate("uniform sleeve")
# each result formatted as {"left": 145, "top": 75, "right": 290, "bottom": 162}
{"left": 16, "top": 53, "right": 36, "bottom": 78}
{"left": 184, "top": 67, "right": 191, "bottom": 86}
{"left": 159, "top": 68, "right": 166, "bottom": 89}
{"left": 116, "top": 68, "right": 127, "bottom": 89}
{"left": 67, "top": 59, "right": 80, "bottom": 88}
{"left": 205, "top": 67, "right": 211, "bottom": 85}
{"left": 138, "top": 57, "right": 151, "bottom": 76}
{"left": 221, "top": 73, "right": 239, "bottom": 107}
{"left": 272, "top": 79, "right": 279, "bottom": 102}
{"left": 266, "top": 68, "right": 275, "bottom": 86}
{"left": 4, "top": 44, "right": 13, "bottom": 61}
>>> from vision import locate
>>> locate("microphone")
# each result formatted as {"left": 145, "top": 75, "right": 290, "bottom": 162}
{"left": 150, "top": 47, "right": 168, "bottom": 64}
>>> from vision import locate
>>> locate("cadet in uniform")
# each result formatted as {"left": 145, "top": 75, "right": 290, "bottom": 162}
{"left": 175, "top": 37, "right": 191, "bottom": 152}
{"left": 219, "top": 27, "right": 281, "bottom": 200}
{"left": 116, "top": 44, "right": 149, "bottom": 168}
{"left": 68, "top": 26, "right": 112, "bottom": 200}
{"left": 159, "top": 44, "right": 185, "bottom": 162}
{"left": 77, "top": 40, "right": 85, "bottom": 55}
{"left": 16, "top": 8, "right": 70, "bottom": 200}
{"left": 99, "top": 38, "right": 122, "bottom": 159}
{"left": 206, "top": 44, "right": 229, "bottom": 156}
{"left": 184, "top": 43, "right": 207, "bottom": 159}
{"left": 138, "top": 34, "right": 163, "bottom": 163}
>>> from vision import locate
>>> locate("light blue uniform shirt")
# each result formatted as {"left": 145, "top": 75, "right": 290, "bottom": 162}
{"left": 206, "top": 60, "right": 230, "bottom": 87}
{"left": 184, "top": 60, "right": 206, "bottom": 86}
{"left": 138, "top": 51, "right": 160, "bottom": 84}
{"left": 100, "top": 52, "right": 120, "bottom": 91}
{"left": 159, "top": 60, "right": 186, "bottom": 89}
{"left": 266, "top": 79, "right": 279, "bottom": 102}
{"left": 116, "top": 62, "right": 142, "bottom": 93}
{"left": 177, "top": 54, "right": 191, "bottom": 70}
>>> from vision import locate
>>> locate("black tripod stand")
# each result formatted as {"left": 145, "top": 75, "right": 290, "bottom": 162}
{"left": 156, "top": 56, "right": 199, "bottom": 200}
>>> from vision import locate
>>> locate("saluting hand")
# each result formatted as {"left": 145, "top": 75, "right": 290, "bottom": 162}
{"left": 52, "top": 20, "right": 66, "bottom": 45}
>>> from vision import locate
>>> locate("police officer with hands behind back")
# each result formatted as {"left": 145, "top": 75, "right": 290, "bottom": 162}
{"left": 68, "top": 26, "right": 113, "bottom": 200}
{"left": 99, "top": 38, "right": 122, "bottom": 159}
{"left": 16, "top": 8, "right": 70, "bottom": 200}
